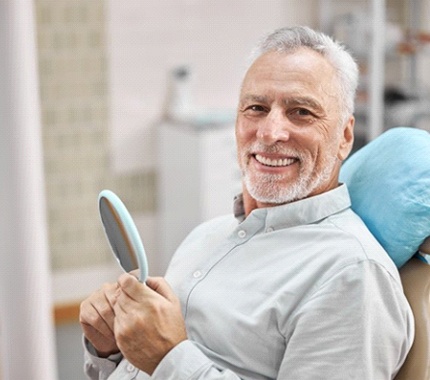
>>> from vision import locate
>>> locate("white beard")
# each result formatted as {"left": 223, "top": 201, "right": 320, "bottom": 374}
{"left": 241, "top": 144, "right": 338, "bottom": 204}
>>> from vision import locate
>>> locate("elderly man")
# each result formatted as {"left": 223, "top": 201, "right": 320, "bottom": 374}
{"left": 80, "top": 26, "right": 414, "bottom": 379}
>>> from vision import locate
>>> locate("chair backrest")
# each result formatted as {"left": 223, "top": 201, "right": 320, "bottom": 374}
{"left": 395, "top": 243, "right": 430, "bottom": 380}
{"left": 339, "top": 127, "right": 430, "bottom": 379}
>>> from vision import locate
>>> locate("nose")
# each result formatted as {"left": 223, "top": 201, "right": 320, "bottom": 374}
{"left": 256, "top": 110, "right": 290, "bottom": 145}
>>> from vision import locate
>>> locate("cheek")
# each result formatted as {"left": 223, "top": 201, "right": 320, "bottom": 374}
{"left": 300, "top": 135, "right": 331, "bottom": 172}
{"left": 235, "top": 119, "right": 251, "bottom": 142}
{"left": 235, "top": 122, "right": 254, "bottom": 156}
{"left": 312, "top": 138, "right": 339, "bottom": 173}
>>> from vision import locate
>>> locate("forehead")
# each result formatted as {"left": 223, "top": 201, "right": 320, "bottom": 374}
{"left": 240, "top": 48, "right": 339, "bottom": 103}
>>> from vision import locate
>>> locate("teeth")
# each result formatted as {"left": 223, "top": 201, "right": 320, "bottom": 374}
{"left": 255, "top": 154, "right": 296, "bottom": 167}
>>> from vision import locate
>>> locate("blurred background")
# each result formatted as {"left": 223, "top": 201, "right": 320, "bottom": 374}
{"left": 1, "top": 0, "right": 430, "bottom": 378}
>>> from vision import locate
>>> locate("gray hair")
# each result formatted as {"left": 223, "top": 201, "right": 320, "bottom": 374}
{"left": 248, "top": 26, "right": 359, "bottom": 123}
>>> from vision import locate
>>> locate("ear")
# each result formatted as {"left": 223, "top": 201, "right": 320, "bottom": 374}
{"left": 337, "top": 115, "right": 355, "bottom": 161}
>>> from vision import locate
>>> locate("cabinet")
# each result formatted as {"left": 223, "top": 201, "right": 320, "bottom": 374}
{"left": 156, "top": 121, "right": 241, "bottom": 274}
{"left": 319, "top": 0, "right": 430, "bottom": 147}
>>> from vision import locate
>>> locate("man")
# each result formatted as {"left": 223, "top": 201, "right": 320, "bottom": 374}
{"left": 80, "top": 26, "right": 414, "bottom": 379}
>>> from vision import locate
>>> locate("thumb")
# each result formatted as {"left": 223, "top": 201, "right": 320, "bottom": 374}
{"left": 146, "top": 276, "right": 176, "bottom": 302}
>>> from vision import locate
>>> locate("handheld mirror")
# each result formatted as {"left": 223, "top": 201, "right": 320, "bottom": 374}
{"left": 98, "top": 190, "right": 148, "bottom": 282}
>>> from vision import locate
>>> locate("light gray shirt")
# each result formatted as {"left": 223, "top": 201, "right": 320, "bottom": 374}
{"left": 84, "top": 184, "right": 414, "bottom": 379}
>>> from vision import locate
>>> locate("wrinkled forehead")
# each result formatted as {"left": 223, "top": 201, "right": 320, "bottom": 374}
{"left": 240, "top": 49, "right": 342, "bottom": 108}
{"left": 245, "top": 48, "right": 338, "bottom": 84}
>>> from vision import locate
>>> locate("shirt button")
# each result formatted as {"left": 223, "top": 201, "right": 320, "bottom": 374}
{"left": 126, "top": 363, "right": 135, "bottom": 372}
{"left": 266, "top": 227, "right": 274, "bottom": 233}
{"left": 238, "top": 230, "right": 247, "bottom": 238}
{"left": 193, "top": 270, "right": 202, "bottom": 279}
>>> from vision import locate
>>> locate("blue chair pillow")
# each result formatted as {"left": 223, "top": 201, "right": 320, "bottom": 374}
{"left": 340, "top": 127, "right": 430, "bottom": 268}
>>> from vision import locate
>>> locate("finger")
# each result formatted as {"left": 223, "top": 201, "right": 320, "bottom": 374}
{"left": 96, "top": 294, "right": 116, "bottom": 330}
{"left": 129, "top": 269, "right": 140, "bottom": 279}
{"left": 113, "top": 290, "right": 130, "bottom": 316}
{"left": 145, "top": 277, "right": 177, "bottom": 302}
{"left": 117, "top": 273, "right": 147, "bottom": 302}
{"left": 105, "top": 285, "right": 119, "bottom": 308}
{"left": 81, "top": 299, "right": 115, "bottom": 339}
{"left": 94, "top": 283, "right": 119, "bottom": 330}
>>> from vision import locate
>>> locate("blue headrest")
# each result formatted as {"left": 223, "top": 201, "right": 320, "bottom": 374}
{"left": 340, "top": 127, "right": 430, "bottom": 268}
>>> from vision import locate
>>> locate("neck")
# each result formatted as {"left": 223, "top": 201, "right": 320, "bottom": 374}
{"left": 241, "top": 180, "right": 341, "bottom": 217}
{"left": 242, "top": 187, "right": 286, "bottom": 217}
{"left": 242, "top": 188, "right": 258, "bottom": 217}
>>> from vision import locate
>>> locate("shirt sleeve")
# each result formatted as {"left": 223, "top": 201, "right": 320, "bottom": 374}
{"left": 83, "top": 337, "right": 243, "bottom": 379}
{"left": 82, "top": 336, "right": 122, "bottom": 380}
{"left": 151, "top": 341, "right": 243, "bottom": 380}
{"left": 277, "top": 260, "right": 414, "bottom": 379}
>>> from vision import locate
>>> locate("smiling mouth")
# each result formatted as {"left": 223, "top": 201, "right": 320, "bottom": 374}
{"left": 254, "top": 154, "right": 298, "bottom": 167}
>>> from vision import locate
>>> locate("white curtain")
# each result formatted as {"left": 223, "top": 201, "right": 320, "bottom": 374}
{"left": 0, "top": 1, "right": 58, "bottom": 378}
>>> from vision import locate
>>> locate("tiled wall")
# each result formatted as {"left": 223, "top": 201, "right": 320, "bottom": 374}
{"left": 35, "top": 0, "right": 155, "bottom": 270}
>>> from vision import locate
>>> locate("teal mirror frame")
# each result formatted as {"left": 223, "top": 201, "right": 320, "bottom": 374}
{"left": 98, "top": 189, "right": 148, "bottom": 282}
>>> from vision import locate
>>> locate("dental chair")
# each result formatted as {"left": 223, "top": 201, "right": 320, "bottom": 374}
{"left": 396, "top": 238, "right": 430, "bottom": 380}
{"left": 339, "top": 127, "right": 430, "bottom": 379}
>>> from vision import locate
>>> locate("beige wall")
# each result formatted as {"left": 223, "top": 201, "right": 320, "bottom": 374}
{"left": 35, "top": 0, "right": 155, "bottom": 270}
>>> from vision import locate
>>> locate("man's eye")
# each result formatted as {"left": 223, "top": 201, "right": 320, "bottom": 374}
{"left": 288, "top": 108, "right": 317, "bottom": 125}
{"left": 245, "top": 105, "right": 266, "bottom": 113}
{"left": 293, "top": 108, "right": 312, "bottom": 116}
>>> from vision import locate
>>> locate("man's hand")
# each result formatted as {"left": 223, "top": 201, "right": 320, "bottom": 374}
{"left": 79, "top": 282, "right": 120, "bottom": 357}
{"left": 112, "top": 274, "right": 187, "bottom": 375}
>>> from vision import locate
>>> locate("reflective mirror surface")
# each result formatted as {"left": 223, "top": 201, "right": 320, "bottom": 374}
{"left": 98, "top": 190, "right": 148, "bottom": 282}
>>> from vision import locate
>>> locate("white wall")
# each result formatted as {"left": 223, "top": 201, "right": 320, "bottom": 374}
{"left": 106, "top": 0, "right": 318, "bottom": 172}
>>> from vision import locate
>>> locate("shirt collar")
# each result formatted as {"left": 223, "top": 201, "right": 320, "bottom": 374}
{"left": 233, "top": 184, "right": 351, "bottom": 229}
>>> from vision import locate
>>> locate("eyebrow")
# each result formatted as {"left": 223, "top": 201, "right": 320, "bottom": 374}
{"left": 283, "top": 97, "right": 324, "bottom": 113}
{"left": 240, "top": 94, "right": 324, "bottom": 113}
{"left": 239, "top": 94, "right": 269, "bottom": 105}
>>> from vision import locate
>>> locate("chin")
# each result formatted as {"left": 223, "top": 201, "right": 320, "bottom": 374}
{"left": 244, "top": 176, "right": 311, "bottom": 205}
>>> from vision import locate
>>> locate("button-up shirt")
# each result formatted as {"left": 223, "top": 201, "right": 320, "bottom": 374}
{"left": 84, "top": 184, "right": 414, "bottom": 379}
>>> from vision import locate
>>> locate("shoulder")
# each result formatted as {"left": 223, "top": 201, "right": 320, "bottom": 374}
{"left": 323, "top": 207, "right": 400, "bottom": 281}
